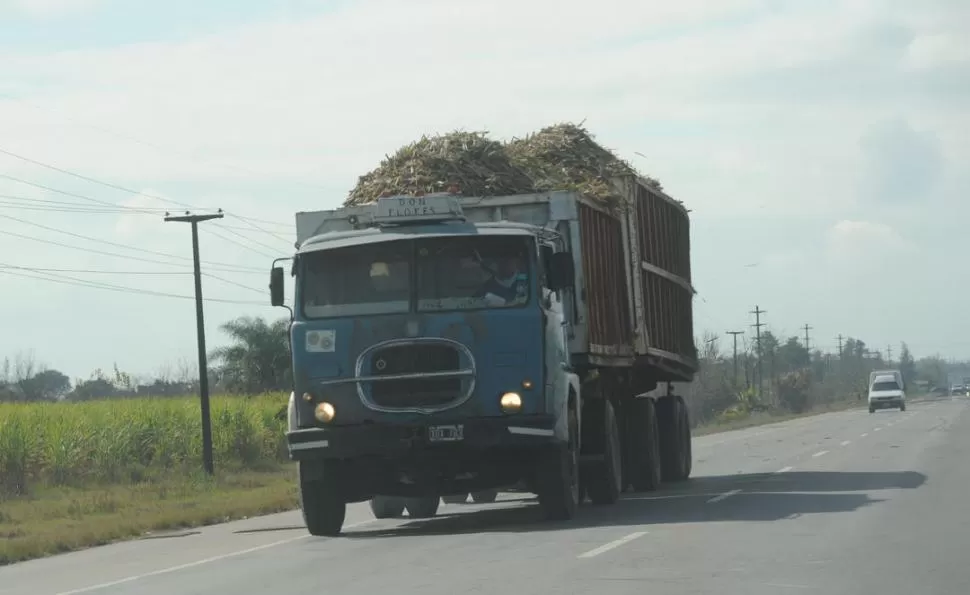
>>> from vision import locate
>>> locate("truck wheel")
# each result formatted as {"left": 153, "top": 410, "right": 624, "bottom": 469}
{"left": 627, "top": 398, "right": 662, "bottom": 492}
{"left": 900, "top": 401, "right": 906, "bottom": 411}
{"left": 673, "top": 395, "right": 692, "bottom": 480}
{"left": 442, "top": 494, "right": 469, "bottom": 505}
{"left": 298, "top": 461, "right": 346, "bottom": 537}
{"left": 404, "top": 496, "right": 440, "bottom": 519}
{"left": 536, "top": 408, "right": 579, "bottom": 520}
{"left": 584, "top": 399, "right": 623, "bottom": 505}
{"left": 470, "top": 489, "right": 498, "bottom": 504}
{"left": 369, "top": 495, "right": 406, "bottom": 518}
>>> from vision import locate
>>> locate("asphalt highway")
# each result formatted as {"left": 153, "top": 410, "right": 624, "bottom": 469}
{"left": 3, "top": 395, "right": 969, "bottom": 595}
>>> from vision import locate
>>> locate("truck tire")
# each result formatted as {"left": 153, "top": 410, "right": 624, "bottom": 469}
{"left": 471, "top": 489, "right": 498, "bottom": 504}
{"left": 369, "top": 495, "right": 406, "bottom": 518}
{"left": 584, "top": 399, "right": 623, "bottom": 505}
{"left": 627, "top": 398, "right": 662, "bottom": 492}
{"left": 656, "top": 395, "right": 692, "bottom": 482}
{"left": 298, "top": 461, "right": 346, "bottom": 537}
{"left": 536, "top": 407, "right": 579, "bottom": 520}
{"left": 442, "top": 494, "right": 469, "bottom": 504}
{"left": 675, "top": 395, "right": 692, "bottom": 480}
{"left": 404, "top": 496, "right": 440, "bottom": 519}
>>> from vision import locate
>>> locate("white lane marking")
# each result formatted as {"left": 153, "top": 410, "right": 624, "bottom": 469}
{"left": 54, "top": 519, "right": 376, "bottom": 595}
{"left": 707, "top": 489, "right": 741, "bottom": 503}
{"left": 860, "top": 433, "right": 868, "bottom": 437}
{"left": 577, "top": 531, "right": 647, "bottom": 559}
{"left": 776, "top": 466, "right": 793, "bottom": 473}
{"left": 840, "top": 440, "right": 851, "bottom": 446}
{"left": 874, "top": 427, "right": 882, "bottom": 432}
{"left": 763, "top": 583, "right": 814, "bottom": 589}
{"left": 622, "top": 493, "right": 723, "bottom": 501}
{"left": 812, "top": 450, "right": 828, "bottom": 458}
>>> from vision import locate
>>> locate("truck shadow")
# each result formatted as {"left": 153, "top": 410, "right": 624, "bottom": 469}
{"left": 340, "top": 470, "right": 925, "bottom": 539}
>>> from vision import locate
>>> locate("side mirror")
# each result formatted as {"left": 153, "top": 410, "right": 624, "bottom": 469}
{"left": 270, "top": 267, "right": 285, "bottom": 307}
{"left": 548, "top": 252, "right": 575, "bottom": 291}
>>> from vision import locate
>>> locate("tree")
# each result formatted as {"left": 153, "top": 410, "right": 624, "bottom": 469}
{"left": 20, "top": 369, "right": 71, "bottom": 401}
{"left": 899, "top": 342, "right": 916, "bottom": 387}
{"left": 210, "top": 316, "right": 291, "bottom": 394}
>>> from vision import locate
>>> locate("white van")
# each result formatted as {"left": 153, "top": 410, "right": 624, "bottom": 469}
{"left": 868, "top": 372, "right": 906, "bottom": 413}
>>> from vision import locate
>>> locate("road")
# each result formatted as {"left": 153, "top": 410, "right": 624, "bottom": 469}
{"left": 3, "top": 395, "right": 969, "bottom": 595}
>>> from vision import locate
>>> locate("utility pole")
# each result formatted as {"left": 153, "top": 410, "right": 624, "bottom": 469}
{"left": 837, "top": 334, "right": 844, "bottom": 359}
{"left": 164, "top": 209, "right": 224, "bottom": 476}
{"left": 726, "top": 330, "right": 744, "bottom": 385}
{"left": 750, "top": 305, "right": 766, "bottom": 398}
{"left": 802, "top": 324, "right": 813, "bottom": 352}
{"left": 886, "top": 344, "right": 893, "bottom": 364}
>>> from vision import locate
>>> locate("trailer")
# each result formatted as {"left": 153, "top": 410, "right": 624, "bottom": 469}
{"left": 276, "top": 175, "right": 697, "bottom": 535}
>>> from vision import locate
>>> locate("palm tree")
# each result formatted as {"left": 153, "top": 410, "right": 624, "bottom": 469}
{"left": 210, "top": 316, "right": 291, "bottom": 394}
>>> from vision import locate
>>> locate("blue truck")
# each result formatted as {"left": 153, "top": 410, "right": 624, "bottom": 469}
{"left": 271, "top": 178, "right": 698, "bottom": 535}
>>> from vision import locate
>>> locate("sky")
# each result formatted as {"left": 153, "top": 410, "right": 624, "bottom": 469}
{"left": 0, "top": 0, "right": 968, "bottom": 381}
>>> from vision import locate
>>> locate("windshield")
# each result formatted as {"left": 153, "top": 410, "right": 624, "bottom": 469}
{"left": 301, "top": 240, "right": 411, "bottom": 318}
{"left": 416, "top": 235, "right": 531, "bottom": 312}
{"left": 872, "top": 381, "right": 900, "bottom": 392}
{"left": 300, "top": 235, "right": 532, "bottom": 318}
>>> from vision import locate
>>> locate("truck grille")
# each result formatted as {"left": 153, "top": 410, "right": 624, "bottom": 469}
{"left": 369, "top": 343, "right": 463, "bottom": 408}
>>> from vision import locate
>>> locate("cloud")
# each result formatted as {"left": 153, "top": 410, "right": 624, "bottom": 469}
{"left": 826, "top": 219, "right": 913, "bottom": 262}
{"left": 858, "top": 118, "right": 944, "bottom": 204}
{"left": 1, "top": 0, "right": 970, "bottom": 373}
{"left": 0, "top": 0, "right": 104, "bottom": 18}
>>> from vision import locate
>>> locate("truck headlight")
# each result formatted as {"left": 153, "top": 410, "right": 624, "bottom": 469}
{"left": 314, "top": 402, "right": 336, "bottom": 423}
{"left": 500, "top": 392, "right": 522, "bottom": 413}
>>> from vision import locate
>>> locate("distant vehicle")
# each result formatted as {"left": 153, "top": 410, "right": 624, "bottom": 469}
{"left": 951, "top": 384, "right": 965, "bottom": 396}
{"left": 869, "top": 369, "right": 904, "bottom": 390}
{"left": 869, "top": 371, "right": 906, "bottom": 413}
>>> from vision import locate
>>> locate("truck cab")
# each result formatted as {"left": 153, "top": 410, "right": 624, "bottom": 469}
{"left": 271, "top": 194, "right": 581, "bottom": 535}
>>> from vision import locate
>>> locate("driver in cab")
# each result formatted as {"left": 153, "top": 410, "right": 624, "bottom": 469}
{"left": 475, "top": 255, "right": 527, "bottom": 306}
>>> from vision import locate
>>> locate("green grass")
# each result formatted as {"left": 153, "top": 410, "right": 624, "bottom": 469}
{"left": 0, "top": 393, "right": 288, "bottom": 496}
{"left": 0, "top": 393, "right": 295, "bottom": 565}
{"left": 693, "top": 397, "right": 866, "bottom": 436}
{"left": 0, "top": 468, "right": 298, "bottom": 565}
{"left": 0, "top": 391, "right": 880, "bottom": 566}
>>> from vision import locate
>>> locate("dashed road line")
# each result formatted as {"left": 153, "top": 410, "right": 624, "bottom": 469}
{"left": 874, "top": 427, "right": 882, "bottom": 432}
{"left": 55, "top": 519, "right": 377, "bottom": 595}
{"left": 812, "top": 450, "right": 828, "bottom": 458}
{"left": 776, "top": 466, "right": 793, "bottom": 473}
{"left": 707, "top": 489, "right": 741, "bottom": 504}
{"left": 840, "top": 440, "right": 851, "bottom": 446}
{"left": 860, "top": 433, "right": 868, "bottom": 437}
{"left": 577, "top": 531, "right": 647, "bottom": 558}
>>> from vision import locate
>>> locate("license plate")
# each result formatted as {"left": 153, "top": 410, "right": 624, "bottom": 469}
{"left": 428, "top": 424, "right": 464, "bottom": 442}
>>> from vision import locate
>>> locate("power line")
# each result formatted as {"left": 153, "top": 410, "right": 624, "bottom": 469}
{"left": 0, "top": 147, "right": 292, "bottom": 238}
{"left": 201, "top": 227, "right": 278, "bottom": 260}
{"left": 0, "top": 212, "right": 265, "bottom": 272}
{"left": 0, "top": 266, "right": 264, "bottom": 305}
{"left": 0, "top": 172, "right": 169, "bottom": 213}
{"left": 204, "top": 224, "right": 286, "bottom": 255}
{"left": 202, "top": 272, "right": 265, "bottom": 295}
{"left": 0, "top": 264, "right": 191, "bottom": 275}
{"left": 0, "top": 262, "right": 264, "bottom": 294}
{"left": 0, "top": 227, "right": 263, "bottom": 274}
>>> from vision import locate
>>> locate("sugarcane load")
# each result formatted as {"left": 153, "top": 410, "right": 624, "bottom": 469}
{"left": 270, "top": 123, "right": 698, "bottom": 535}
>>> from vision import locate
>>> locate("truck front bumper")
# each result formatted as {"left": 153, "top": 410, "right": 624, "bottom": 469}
{"left": 286, "top": 415, "right": 559, "bottom": 461}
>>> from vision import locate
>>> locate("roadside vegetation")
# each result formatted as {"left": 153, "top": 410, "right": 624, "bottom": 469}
{"left": 0, "top": 317, "right": 952, "bottom": 565}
